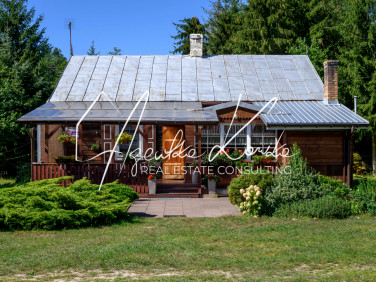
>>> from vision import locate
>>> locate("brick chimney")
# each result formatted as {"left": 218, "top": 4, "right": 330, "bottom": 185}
{"left": 323, "top": 60, "right": 338, "bottom": 103}
{"left": 190, "top": 34, "right": 203, "bottom": 57}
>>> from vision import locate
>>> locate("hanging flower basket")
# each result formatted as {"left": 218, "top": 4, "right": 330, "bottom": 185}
{"left": 57, "top": 132, "right": 76, "bottom": 144}
{"left": 115, "top": 132, "right": 133, "bottom": 144}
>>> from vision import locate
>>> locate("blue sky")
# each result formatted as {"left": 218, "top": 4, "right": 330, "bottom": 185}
{"left": 27, "top": 0, "right": 209, "bottom": 58}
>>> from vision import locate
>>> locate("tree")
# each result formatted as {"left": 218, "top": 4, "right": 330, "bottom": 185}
{"left": 108, "top": 46, "right": 121, "bottom": 55}
{"left": 337, "top": 0, "right": 376, "bottom": 173}
{"left": 0, "top": 0, "right": 67, "bottom": 176}
{"left": 87, "top": 40, "right": 100, "bottom": 55}
{"left": 204, "top": 0, "right": 245, "bottom": 54}
{"left": 171, "top": 16, "right": 206, "bottom": 55}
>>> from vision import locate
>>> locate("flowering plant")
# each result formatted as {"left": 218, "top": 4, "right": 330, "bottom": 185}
{"left": 115, "top": 132, "right": 133, "bottom": 144}
{"left": 148, "top": 174, "right": 161, "bottom": 180}
{"left": 239, "top": 185, "right": 263, "bottom": 217}
{"left": 57, "top": 132, "right": 76, "bottom": 144}
{"left": 204, "top": 174, "right": 220, "bottom": 183}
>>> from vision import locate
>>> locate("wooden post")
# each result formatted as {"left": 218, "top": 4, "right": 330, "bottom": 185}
{"left": 282, "top": 130, "right": 287, "bottom": 167}
{"left": 30, "top": 127, "right": 35, "bottom": 180}
{"left": 197, "top": 126, "right": 202, "bottom": 187}
{"left": 45, "top": 124, "right": 49, "bottom": 163}
{"left": 349, "top": 127, "right": 354, "bottom": 188}
{"left": 78, "top": 124, "right": 83, "bottom": 161}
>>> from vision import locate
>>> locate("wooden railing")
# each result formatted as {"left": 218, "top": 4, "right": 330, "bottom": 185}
{"left": 32, "top": 162, "right": 148, "bottom": 195}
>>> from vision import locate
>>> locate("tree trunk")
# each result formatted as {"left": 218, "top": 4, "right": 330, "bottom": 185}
{"left": 373, "top": 136, "right": 376, "bottom": 175}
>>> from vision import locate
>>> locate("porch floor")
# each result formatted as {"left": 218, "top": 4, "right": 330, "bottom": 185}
{"left": 127, "top": 198, "right": 240, "bottom": 218}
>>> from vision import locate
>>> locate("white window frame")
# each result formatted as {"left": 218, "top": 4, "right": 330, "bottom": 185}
{"left": 114, "top": 125, "right": 143, "bottom": 161}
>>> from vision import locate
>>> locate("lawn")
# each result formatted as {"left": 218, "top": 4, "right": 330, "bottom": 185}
{"left": 1, "top": 216, "right": 376, "bottom": 280}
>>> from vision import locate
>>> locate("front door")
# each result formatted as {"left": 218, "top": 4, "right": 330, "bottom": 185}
{"left": 162, "top": 126, "right": 185, "bottom": 180}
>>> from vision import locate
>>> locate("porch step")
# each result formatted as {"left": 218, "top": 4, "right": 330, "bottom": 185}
{"left": 149, "top": 193, "right": 200, "bottom": 198}
{"left": 157, "top": 187, "right": 199, "bottom": 193}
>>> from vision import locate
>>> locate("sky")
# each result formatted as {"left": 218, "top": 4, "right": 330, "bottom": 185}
{"left": 27, "top": 0, "right": 209, "bottom": 58}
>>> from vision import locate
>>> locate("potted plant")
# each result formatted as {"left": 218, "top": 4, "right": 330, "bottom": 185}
{"left": 188, "top": 162, "right": 199, "bottom": 184}
{"left": 91, "top": 143, "right": 100, "bottom": 152}
{"left": 55, "top": 155, "right": 77, "bottom": 164}
{"left": 148, "top": 154, "right": 163, "bottom": 169}
{"left": 204, "top": 174, "right": 220, "bottom": 194}
{"left": 148, "top": 174, "right": 160, "bottom": 194}
{"left": 115, "top": 132, "right": 133, "bottom": 144}
{"left": 261, "top": 155, "right": 275, "bottom": 165}
{"left": 57, "top": 132, "right": 76, "bottom": 144}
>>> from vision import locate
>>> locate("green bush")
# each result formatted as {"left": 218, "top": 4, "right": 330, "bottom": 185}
{"left": 317, "top": 174, "right": 350, "bottom": 199}
{"left": 350, "top": 177, "right": 376, "bottom": 215}
{"left": 274, "top": 196, "right": 352, "bottom": 219}
{"left": 264, "top": 144, "right": 332, "bottom": 213}
{"left": 227, "top": 170, "right": 273, "bottom": 206}
{"left": 0, "top": 177, "right": 138, "bottom": 230}
{"left": 16, "top": 163, "right": 31, "bottom": 183}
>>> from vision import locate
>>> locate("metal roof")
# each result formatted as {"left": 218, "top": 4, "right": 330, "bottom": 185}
{"left": 18, "top": 101, "right": 218, "bottom": 124}
{"left": 18, "top": 99, "right": 369, "bottom": 128}
{"left": 255, "top": 101, "right": 369, "bottom": 128}
{"left": 49, "top": 54, "right": 324, "bottom": 102}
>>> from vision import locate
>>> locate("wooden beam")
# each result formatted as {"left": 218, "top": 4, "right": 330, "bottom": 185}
{"left": 78, "top": 124, "right": 83, "bottom": 161}
{"left": 131, "top": 124, "right": 147, "bottom": 138}
{"left": 197, "top": 126, "right": 202, "bottom": 186}
{"left": 45, "top": 124, "right": 49, "bottom": 163}
{"left": 47, "top": 125, "right": 61, "bottom": 139}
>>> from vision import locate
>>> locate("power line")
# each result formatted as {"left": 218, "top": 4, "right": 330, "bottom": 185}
{"left": 1, "top": 153, "right": 31, "bottom": 161}
{"left": 0, "top": 142, "right": 31, "bottom": 154}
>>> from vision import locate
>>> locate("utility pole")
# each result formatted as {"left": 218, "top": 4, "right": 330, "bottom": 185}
{"left": 69, "top": 21, "right": 73, "bottom": 58}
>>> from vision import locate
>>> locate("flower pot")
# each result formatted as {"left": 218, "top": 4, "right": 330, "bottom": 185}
{"left": 192, "top": 170, "right": 199, "bottom": 184}
{"left": 148, "top": 179, "right": 157, "bottom": 194}
{"left": 208, "top": 179, "right": 217, "bottom": 194}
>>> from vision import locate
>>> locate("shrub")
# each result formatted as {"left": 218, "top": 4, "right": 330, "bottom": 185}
{"left": 264, "top": 144, "right": 331, "bottom": 214}
{"left": 317, "top": 174, "right": 350, "bottom": 199}
{"left": 227, "top": 170, "right": 273, "bottom": 206}
{"left": 16, "top": 162, "right": 31, "bottom": 183}
{"left": 0, "top": 177, "right": 138, "bottom": 230}
{"left": 239, "top": 185, "right": 263, "bottom": 216}
{"left": 350, "top": 177, "right": 376, "bottom": 215}
{"left": 274, "top": 196, "right": 352, "bottom": 219}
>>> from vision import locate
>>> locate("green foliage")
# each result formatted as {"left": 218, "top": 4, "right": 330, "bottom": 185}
{"left": 227, "top": 170, "right": 273, "bottom": 206}
{"left": 0, "top": 0, "right": 67, "bottom": 175}
{"left": 350, "top": 177, "right": 376, "bottom": 214}
{"left": 15, "top": 162, "right": 30, "bottom": 183}
{"left": 108, "top": 46, "right": 121, "bottom": 55}
{"left": 91, "top": 144, "right": 99, "bottom": 151}
{"left": 274, "top": 196, "right": 352, "bottom": 219}
{"left": 171, "top": 16, "right": 206, "bottom": 55}
{"left": 87, "top": 40, "right": 100, "bottom": 55}
{"left": 264, "top": 144, "right": 330, "bottom": 213}
{"left": 317, "top": 174, "right": 350, "bottom": 199}
{"left": 57, "top": 132, "right": 76, "bottom": 144}
{"left": 0, "top": 177, "right": 138, "bottom": 230}
{"left": 55, "top": 155, "right": 77, "bottom": 164}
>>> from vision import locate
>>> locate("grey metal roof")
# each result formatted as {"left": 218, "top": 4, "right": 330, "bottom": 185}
{"left": 19, "top": 99, "right": 368, "bottom": 128}
{"left": 255, "top": 101, "right": 369, "bottom": 128}
{"left": 49, "top": 55, "right": 324, "bottom": 102}
{"left": 18, "top": 101, "right": 218, "bottom": 124}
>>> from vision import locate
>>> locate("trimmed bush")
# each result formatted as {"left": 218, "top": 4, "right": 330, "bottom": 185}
{"left": 274, "top": 196, "right": 352, "bottom": 219}
{"left": 227, "top": 170, "right": 273, "bottom": 206}
{"left": 0, "top": 177, "right": 138, "bottom": 230}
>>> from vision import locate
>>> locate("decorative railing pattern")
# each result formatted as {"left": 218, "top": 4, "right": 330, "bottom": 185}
{"left": 32, "top": 162, "right": 148, "bottom": 195}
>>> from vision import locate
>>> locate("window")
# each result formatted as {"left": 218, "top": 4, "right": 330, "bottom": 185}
{"left": 115, "top": 125, "right": 143, "bottom": 160}
{"left": 196, "top": 125, "right": 221, "bottom": 154}
{"left": 195, "top": 124, "right": 276, "bottom": 157}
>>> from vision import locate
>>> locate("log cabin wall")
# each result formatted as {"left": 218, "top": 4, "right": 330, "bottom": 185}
{"left": 40, "top": 125, "right": 63, "bottom": 163}
{"left": 284, "top": 130, "right": 348, "bottom": 183}
{"left": 81, "top": 124, "right": 101, "bottom": 163}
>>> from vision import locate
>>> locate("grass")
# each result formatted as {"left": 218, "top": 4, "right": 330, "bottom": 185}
{"left": 0, "top": 216, "right": 376, "bottom": 280}
{"left": 0, "top": 177, "right": 16, "bottom": 189}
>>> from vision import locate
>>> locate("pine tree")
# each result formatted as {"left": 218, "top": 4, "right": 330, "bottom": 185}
{"left": 0, "top": 0, "right": 67, "bottom": 176}
{"left": 171, "top": 17, "right": 206, "bottom": 55}
{"left": 109, "top": 47, "right": 121, "bottom": 55}
{"left": 87, "top": 40, "right": 100, "bottom": 55}
{"left": 204, "top": 0, "right": 244, "bottom": 54}
{"left": 337, "top": 0, "right": 376, "bottom": 172}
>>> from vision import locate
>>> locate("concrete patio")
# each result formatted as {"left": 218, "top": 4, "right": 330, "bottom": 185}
{"left": 127, "top": 198, "right": 240, "bottom": 218}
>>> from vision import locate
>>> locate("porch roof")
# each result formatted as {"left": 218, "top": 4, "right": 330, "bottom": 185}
{"left": 17, "top": 101, "right": 219, "bottom": 125}
{"left": 18, "top": 100, "right": 369, "bottom": 129}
